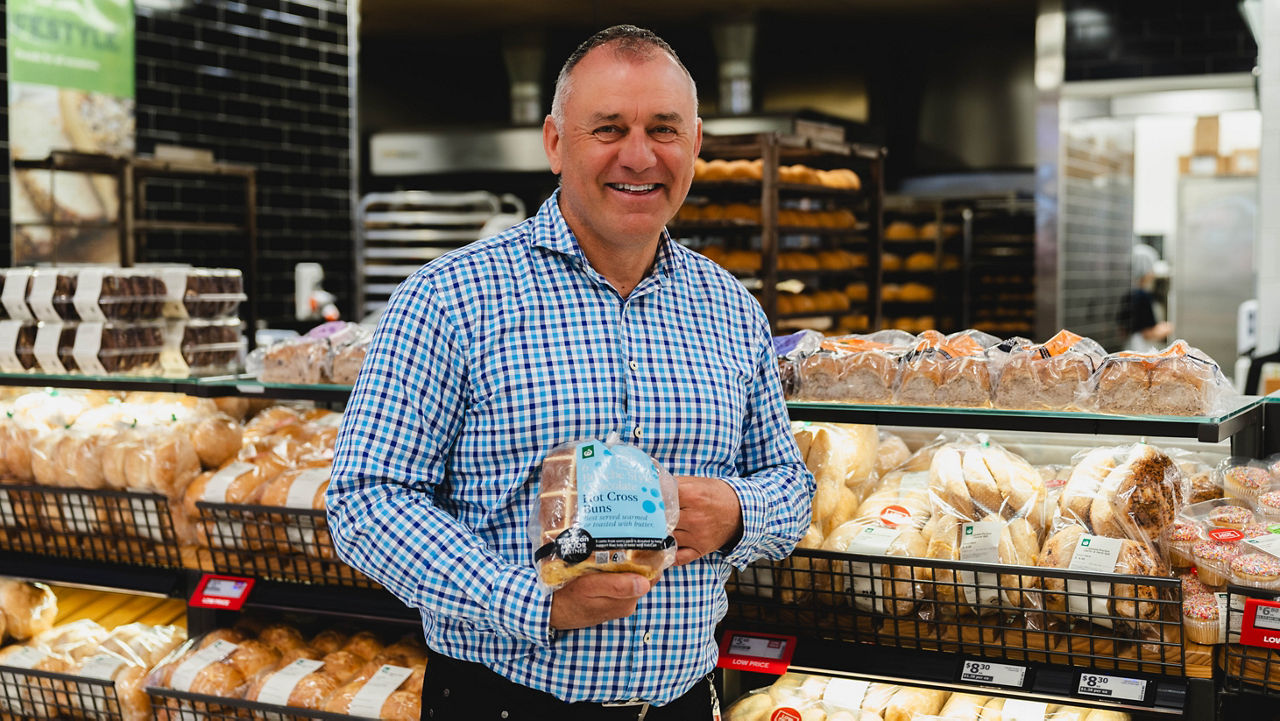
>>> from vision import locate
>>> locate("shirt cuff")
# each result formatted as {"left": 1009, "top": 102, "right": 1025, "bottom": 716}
{"left": 719, "top": 476, "right": 767, "bottom": 570}
{"left": 485, "top": 565, "right": 556, "bottom": 646}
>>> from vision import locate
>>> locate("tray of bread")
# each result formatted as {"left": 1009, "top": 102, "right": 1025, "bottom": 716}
{"left": 723, "top": 423, "right": 1251, "bottom": 681}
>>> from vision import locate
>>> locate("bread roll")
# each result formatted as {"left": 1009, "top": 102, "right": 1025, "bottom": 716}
{"left": 999, "top": 517, "right": 1041, "bottom": 607}
{"left": 961, "top": 449, "right": 1003, "bottom": 518}
{"left": 320, "top": 649, "right": 366, "bottom": 682}
{"left": 190, "top": 414, "right": 244, "bottom": 468}
{"left": 309, "top": 629, "right": 349, "bottom": 656}
{"left": 1092, "top": 444, "right": 1181, "bottom": 547}
{"left": 1038, "top": 525, "right": 1087, "bottom": 614}
{"left": 258, "top": 623, "right": 307, "bottom": 652}
{"left": 0, "top": 580, "right": 57, "bottom": 640}
{"left": 727, "top": 692, "right": 772, "bottom": 721}
{"left": 931, "top": 447, "right": 975, "bottom": 520}
{"left": 187, "top": 661, "right": 245, "bottom": 697}
{"left": 182, "top": 462, "right": 268, "bottom": 517}
{"left": 883, "top": 686, "right": 947, "bottom": 721}
{"left": 875, "top": 433, "right": 911, "bottom": 476}
{"left": 227, "top": 639, "right": 280, "bottom": 678}
{"left": 245, "top": 661, "right": 339, "bottom": 710}
{"left": 342, "top": 631, "right": 384, "bottom": 661}
{"left": 937, "top": 693, "right": 989, "bottom": 720}
{"left": 1060, "top": 448, "right": 1117, "bottom": 529}
{"left": 258, "top": 467, "right": 330, "bottom": 509}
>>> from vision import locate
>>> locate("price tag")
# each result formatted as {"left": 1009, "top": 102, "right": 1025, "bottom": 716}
{"left": 716, "top": 630, "right": 796, "bottom": 674}
{"left": 236, "top": 383, "right": 265, "bottom": 394}
{"left": 1077, "top": 673, "right": 1147, "bottom": 702}
{"left": 1240, "top": 597, "right": 1280, "bottom": 649}
{"left": 959, "top": 659, "right": 1027, "bottom": 687}
{"left": 190, "top": 574, "right": 255, "bottom": 610}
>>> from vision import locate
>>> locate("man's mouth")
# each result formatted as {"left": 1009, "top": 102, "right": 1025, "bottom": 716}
{"left": 607, "top": 183, "right": 661, "bottom": 194}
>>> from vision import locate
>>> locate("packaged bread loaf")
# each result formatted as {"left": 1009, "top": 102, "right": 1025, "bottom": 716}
{"left": 72, "top": 623, "right": 186, "bottom": 721}
{"left": 1085, "top": 340, "right": 1234, "bottom": 416}
{"left": 0, "top": 579, "right": 58, "bottom": 640}
{"left": 895, "top": 330, "right": 1000, "bottom": 408}
{"left": 323, "top": 666, "right": 420, "bottom": 720}
{"left": 533, "top": 436, "right": 678, "bottom": 590}
{"left": 993, "top": 330, "right": 1103, "bottom": 410}
{"left": 795, "top": 422, "right": 879, "bottom": 534}
{"left": 242, "top": 657, "right": 340, "bottom": 711}
{"left": 1037, "top": 524, "right": 1168, "bottom": 631}
{"left": 1088, "top": 443, "right": 1185, "bottom": 550}
{"left": 795, "top": 331, "right": 913, "bottom": 403}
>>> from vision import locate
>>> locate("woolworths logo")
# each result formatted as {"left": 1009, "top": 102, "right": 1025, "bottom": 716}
{"left": 964, "top": 526, "right": 973, "bottom": 536}
{"left": 581, "top": 446, "right": 594, "bottom": 459}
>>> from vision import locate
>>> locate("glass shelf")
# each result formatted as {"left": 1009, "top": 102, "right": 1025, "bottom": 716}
{"left": 0, "top": 371, "right": 353, "bottom": 402}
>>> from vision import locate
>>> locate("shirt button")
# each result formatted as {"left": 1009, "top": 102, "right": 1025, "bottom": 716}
{"left": 643, "top": 631, "right": 652, "bottom": 644}
{"left": 629, "top": 360, "right": 638, "bottom": 371}
{"left": 633, "top": 426, "right": 643, "bottom": 439}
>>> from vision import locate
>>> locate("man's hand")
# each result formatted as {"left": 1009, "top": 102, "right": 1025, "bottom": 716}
{"left": 673, "top": 475, "right": 743, "bottom": 565}
{"left": 549, "top": 573, "right": 654, "bottom": 630}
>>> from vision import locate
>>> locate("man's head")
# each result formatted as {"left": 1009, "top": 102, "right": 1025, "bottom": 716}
{"left": 544, "top": 25, "right": 702, "bottom": 255}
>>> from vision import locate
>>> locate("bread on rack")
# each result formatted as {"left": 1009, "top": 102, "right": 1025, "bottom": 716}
{"left": 993, "top": 331, "right": 1104, "bottom": 411}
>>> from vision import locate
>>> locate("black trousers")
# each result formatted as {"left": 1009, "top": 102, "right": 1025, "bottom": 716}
{"left": 421, "top": 648, "right": 720, "bottom": 720}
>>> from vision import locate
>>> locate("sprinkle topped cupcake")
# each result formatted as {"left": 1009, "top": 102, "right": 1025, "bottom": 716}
{"left": 1193, "top": 539, "right": 1244, "bottom": 586}
{"left": 1256, "top": 491, "right": 1280, "bottom": 522}
{"left": 1181, "top": 572, "right": 1215, "bottom": 596}
{"left": 1224, "top": 466, "right": 1272, "bottom": 503}
{"left": 1181, "top": 593, "right": 1222, "bottom": 645}
{"left": 1242, "top": 523, "right": 1277, "bottom": 539}
{"left": 1167, "top": 520, "right": 1203, "bottom": 567}
{"left": 1209, "top": 505, "right": 1254, "bottom": 530}
{"left": 1231, "top": 553, "right": 1280, "bottom": 589}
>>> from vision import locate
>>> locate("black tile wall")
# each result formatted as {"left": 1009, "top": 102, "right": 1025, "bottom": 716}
{"left": 0, "top": 0, "right": 354, "bottom": 329}
{"left": 1065, "top": 0, "right": 1257, "bottom": 81}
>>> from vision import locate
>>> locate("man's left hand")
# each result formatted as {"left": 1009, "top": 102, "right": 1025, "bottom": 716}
{"left": 673, "top": 475, "right": 743, "bottom": 565}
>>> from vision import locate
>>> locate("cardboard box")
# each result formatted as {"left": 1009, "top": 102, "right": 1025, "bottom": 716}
{"left": 1178, "top": 154, "right": 1228, "bottom": 176}
{"left": 1193, "top": 116, "right": 1219, "bottom": 156}
{"left": 1229, "top": 148, "right": 1260, "bottom": 175}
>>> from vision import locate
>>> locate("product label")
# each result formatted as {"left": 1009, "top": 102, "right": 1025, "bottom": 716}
{"left": 821, "top": 679, "right": 869, "bottom": 711}
{"left": 2, "top": 268, "right": 34, "bottom": 321}
{"left": 78, "top": 652, "right": 127, "bottom": 680}
{"left": 0, "top": 320, "right": 25, "bottom": 372}
{"left": 159, "top": 268, "right": 190, "bottom": 317}
{"left": 257, "top": 658, "right": 324, "bottom": 705}
{"left": 1245, "top": 534, "right": 1280, "bottom": 559}
{"left": 169, "top": 640, "right": 238, "bottom": 692}
{"left": 898, "top": 471, "right": 929, "bottom": 494}
{"left": 33, "top": 322, "right": 67, "bottom": 373}
{"left": 26, "top": 272, "right": 59, "bottom": 322}
{"left": 1077, "top": 673, "right": 1147, "bottom": 702}
{"left": 160, "top": 321, "right": 189, "bottom": 376}
{"left": 1216, "top": 592, "right": 1231, "bottom": 643}
{"left": 285, "top": 467, "right": 330, "bottom": 509}
{"left": 959, "top": 659, "right": 1027, "bottom": 688}
{"left": 552, "top": 441, "right": 668, "bottom": 566}
{"left": 1000, "top": 699, "right": 1048, "bottom": 721}
{"left": 878, "top": 505, "right": 912, "bottom": 527}
{"left": 1, "top": 645, "right": 48, "bottom": 669}
{"left": 957, "top": 521, "right": 1001, "bottom": 609}
{"left": 201, "top": 462, "right": 255, "bottom": 504}
{"left": 847, "top": 525, "right": 901, "bottom": 613}
{"left": 1066, "top": 534, "right": 1124, "bottom": 622}
{"left": 348, "top": 664, "right": 413, "bottom": 717}
{"left": 72, "top": 268, "right": 107, "bottom": 322}
{"left": 72, "top": 322, "right": 108, "bottom": 376}
{"left": 1210, "top": 528, "right": 1244, "bottom": 542}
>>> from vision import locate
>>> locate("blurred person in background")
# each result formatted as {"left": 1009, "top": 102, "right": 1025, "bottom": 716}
{"left": 1118, "top": 243, "right": 1173, "bottom": 352}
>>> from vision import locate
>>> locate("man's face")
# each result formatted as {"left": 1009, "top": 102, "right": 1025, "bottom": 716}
{"left": 544, "top": 46, "right": 702, "bottom": 252}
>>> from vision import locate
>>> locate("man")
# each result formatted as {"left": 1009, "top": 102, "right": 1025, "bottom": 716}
{"left": 328, "top": 24, "right": 813, "bottom": 720}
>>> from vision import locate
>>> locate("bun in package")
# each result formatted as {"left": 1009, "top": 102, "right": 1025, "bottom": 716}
{"left": 533, "top": 436, "right": 679, "bottom": 589}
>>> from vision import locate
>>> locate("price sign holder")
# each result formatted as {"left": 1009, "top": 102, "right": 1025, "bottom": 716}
{"left": 717, "top": 630, "right": 797, "bottom": 675}
{"left": 191, "top": 574, "right": 255, "bottom": 610}
{"left": 1240, "top": 597, "right": 1280, "bottom": 649}
{"left": 957, "top": 658, "right": 1029, "bottom": 690}
{"left": 1075, "top": 671, "right": 1152, "bottom": 705}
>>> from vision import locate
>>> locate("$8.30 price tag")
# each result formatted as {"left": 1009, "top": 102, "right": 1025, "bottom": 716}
{"left": 1077, "top": 673, "right": 1147, "bottom": 702}
{"left": 959, "top": 659, "right": 1027, "bottom": 688}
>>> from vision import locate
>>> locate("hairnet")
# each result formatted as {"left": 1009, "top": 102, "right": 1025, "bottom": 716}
{"left": 1132, "top": 243, "right": 1158, "bottom": 281}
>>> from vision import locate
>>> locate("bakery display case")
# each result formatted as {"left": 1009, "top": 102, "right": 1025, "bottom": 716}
{"left": 669, "top": 132, "right": 886, "bottom": 335}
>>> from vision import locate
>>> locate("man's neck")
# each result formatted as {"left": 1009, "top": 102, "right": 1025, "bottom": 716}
{"left": 577, "top": 236, "right": 660, "bottom": 298}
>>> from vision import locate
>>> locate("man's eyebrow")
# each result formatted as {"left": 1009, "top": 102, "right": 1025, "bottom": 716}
{"left": 586, "top": 112, "right": 686, "bottom": 124}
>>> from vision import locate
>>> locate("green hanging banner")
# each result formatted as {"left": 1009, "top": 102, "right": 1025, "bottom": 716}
{"left": 6, "top": 0, "right": 135, "bottom": 264}
{"left": 6, "top": 0, "right": 135, "bottom": 98}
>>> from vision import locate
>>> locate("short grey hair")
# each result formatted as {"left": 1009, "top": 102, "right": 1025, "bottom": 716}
{"left": 550, "top": 24, "right": 697, "bottom": 130}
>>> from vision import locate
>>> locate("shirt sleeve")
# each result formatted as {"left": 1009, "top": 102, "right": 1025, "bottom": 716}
{"left": 326, "top": 276, "right": 554, "bottom": 646}
{"left": 719, "top": 320, "right": 816, "bottom": 570}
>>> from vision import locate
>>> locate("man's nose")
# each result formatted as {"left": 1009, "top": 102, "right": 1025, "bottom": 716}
{"left": 618, "top": 130, "right": 656, "bottom": 172}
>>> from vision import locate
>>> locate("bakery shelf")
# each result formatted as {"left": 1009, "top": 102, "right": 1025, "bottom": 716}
{"left": 785, "top": 396, "right": 1266, "bottom": 445}
{"left": 147, "top": 687, "right": 377, "bottom": 721}
{"left": 0, "top": 551, "right": 181, "bottom": 597}
{"left": 132, "top": 220, "right": 247, "bottom": 234}
{"left": 0, "top": 371, "right": 185, "bottom": 393}
{"left": 0, "top": 664, "right": 126, "bottom": 719}
{"left": 191, "top": 374, "right": 353, "bottom": 402}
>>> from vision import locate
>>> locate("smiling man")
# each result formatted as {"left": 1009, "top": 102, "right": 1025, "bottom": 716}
{"left": 328, "top": 25, "right": 814, "bottom": 721}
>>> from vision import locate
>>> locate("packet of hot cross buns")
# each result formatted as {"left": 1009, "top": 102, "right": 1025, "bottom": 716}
{"left": 533, "top": 435, "right": 679, "bottom": 591}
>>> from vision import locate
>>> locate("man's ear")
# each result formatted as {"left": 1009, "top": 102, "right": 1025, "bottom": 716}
{"left": 543, "top": 115, "right": 563, "bottom": 175}
{"left": 693, "top": 117, "right": 703, "bottom": 159}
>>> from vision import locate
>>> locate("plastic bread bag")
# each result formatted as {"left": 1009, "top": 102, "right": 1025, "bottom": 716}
{"left": 72, "top": 623, "right": 187, "bottom": 721}
{"left": 1083, "top": 443, "right": 1185, "bottom": 552}
{"left": 242, "top": 657, "right": 342, "bottom": 714}
{"left": 0, "top": 579, "right": 58, "bottom": 641}
{"left": 895, "top": 330, "right": 1001, "bottom": 408}
{"left": 992, "top": 330, "right": 1105, "bottom": 411}
{"left": 532, "top": 434, "right": 679, "bottom": 591}
{"left": 147, "top": 628, "right": 285, "bottom": 701}
{"left": 1161, "top": 447, "right": 1222, "bottom": 505}
{"left": 1035, "top": 524, "right": 1169, "bottom": 632}
{"left": 323, "top": 668, "right": 421, "bottom": 720}
{"left": 795, "top": 330, "right": 915, "bottom": 403}
{"left": 793, "top": 422, "right": 881, "bottom": 533}
{"left": 875, "top": 430, "right": 912, "bottom": 479}
{"left": 327, "top": 324, "right": 372, "bottom": 385}
{"left": 1083, "top": 340, "right": 1237, "bottom": 417}
{"left": 0, "top": 638, "right": 70, "bottom": 717}
{"left": 1, "top": 389, "right": 93, "bottom": 482}
{"left": 924, "top": 440, "right": 1047, "bottom": 616}
{"left": 247, "top": 334, "right": 328, "bottom": 385}
{"left": 773, "top": 329, "right": 824, "bottom": 399}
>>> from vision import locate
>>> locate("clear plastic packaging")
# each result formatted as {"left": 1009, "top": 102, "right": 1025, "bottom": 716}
{"left": 992, "top": 330, "right": 1104, "bottom": 410}
{"left": 1084, "top": 340, "right": 1237, "bottom": 417}
{"left": 247, "top": 321, "right": 369, "bottom": 385}
{"left": 532, "top": 435, "right": 679, "bottom": 590}
{"left": 1214, "top": 457, "right": 1275, "bottom": 507}
{"left": 895, "top": 330, "right": 1001, "bottom": 408}
{"left": 158, "top": 266, "right": 247, "bottom": 319}
{"left": 794, "top": 330, "right": 914, "bottom": 403}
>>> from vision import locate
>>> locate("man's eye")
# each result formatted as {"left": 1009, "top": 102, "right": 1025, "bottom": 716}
{"left": 651, "top": 126, "right": 677, "bottom": 139}
{"left": 593, "top": 126, "right": 622, "bottom": 137}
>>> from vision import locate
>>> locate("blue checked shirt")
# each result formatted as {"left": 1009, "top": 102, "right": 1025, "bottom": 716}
{"left": 328, "top": 191, "right": 814, "bottom": 705}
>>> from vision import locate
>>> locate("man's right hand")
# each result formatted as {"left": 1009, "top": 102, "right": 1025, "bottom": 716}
{"left": 549, "top": 573, "right": 654, "bottom": 630}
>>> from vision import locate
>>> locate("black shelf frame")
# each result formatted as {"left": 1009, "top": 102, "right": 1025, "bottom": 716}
{"left": 0, "top": 551, "right": 183, "bottom": 597}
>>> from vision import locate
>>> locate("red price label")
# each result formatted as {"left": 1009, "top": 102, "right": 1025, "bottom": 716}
{"left": 879, "top": 505, "right": 911, "bottom": 527}
{"left": 1209, "top": 528, "right": 1244, "bottom": 542}
{"left": 190, "top": 574, "right": 255, "bottom": 610}
{"left": 1239, "top": 598, "right": 1280, "bottom": 649}
{"left": 717, "top": 630, "right": 796, "bottom": 675}
{"left": 770, "top": 709, "right": 801, "bottom": 721}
